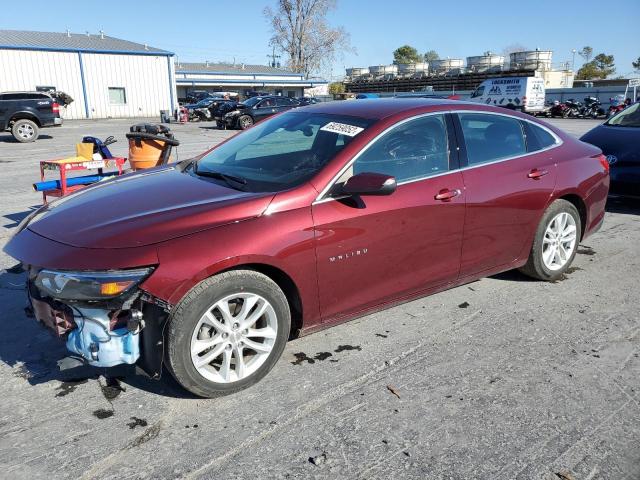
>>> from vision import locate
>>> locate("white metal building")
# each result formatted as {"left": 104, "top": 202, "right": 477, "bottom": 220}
{"left": 175, "top": 62, "right": 327, "bottom": 100}
{"left": 0, "top": 30, "right": 176, "bottom": 119}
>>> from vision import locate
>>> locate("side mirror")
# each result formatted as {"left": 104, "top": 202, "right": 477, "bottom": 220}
{"left": 342, "top": 172, "right": 397, "bottom": 196}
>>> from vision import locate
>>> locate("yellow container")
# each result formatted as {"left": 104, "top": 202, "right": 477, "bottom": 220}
{"left": 76, "top": 142, "right": 94, "bottom": 160}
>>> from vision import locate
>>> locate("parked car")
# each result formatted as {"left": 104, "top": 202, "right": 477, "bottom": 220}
{"left": 469, "top": 76, "right": 546, "bottom": 114}
{"left": 297, "top": 97, "right": 320, "bottom": 106}
{"left": 5, "top": 99, "right": 609, "bottom": 398}
{"left": 220, "top": 96, "right": 299, "bottom": 129}
{"left": 185, "top": 90, "right": 214, "bottom": 103}
{"left": 580, "top": 102, "right": 640, "bottom": 198}
{"left": 184, "top": 97, "right": 222, "bottom": 121}
{"left": 0, "top": 91, "right": 63, "bottom": 142}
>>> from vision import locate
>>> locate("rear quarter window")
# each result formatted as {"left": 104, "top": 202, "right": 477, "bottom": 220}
{"left": 523, "top": 122, "right": 558, "bottom": 152}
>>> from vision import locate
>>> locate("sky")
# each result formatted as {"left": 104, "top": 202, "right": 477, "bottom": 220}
{"left": 1, "top": 0, "right": 638, "bottom": 80}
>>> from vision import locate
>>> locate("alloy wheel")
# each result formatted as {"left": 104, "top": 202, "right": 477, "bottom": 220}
{"left": 542, "top": 212, "right": 577, "bottom": 271}
{"left": 190, "top": 292, "right": 278, "bottom": 383}
{"left": 17, "top": 123, "right": 35, "bottom": 140}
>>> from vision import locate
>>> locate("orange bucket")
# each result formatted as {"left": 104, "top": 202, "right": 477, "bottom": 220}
{"left": 128, "top": 138, "right": 167, "bottom": 170}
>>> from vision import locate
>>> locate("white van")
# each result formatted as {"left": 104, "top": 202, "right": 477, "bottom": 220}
{"left": 469, "top": 77, "right": 545, "bottom": 113}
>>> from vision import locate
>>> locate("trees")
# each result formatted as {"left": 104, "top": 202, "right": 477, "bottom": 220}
{"left": 593, "top": 53, "right": 615, "bottom": 77}
{"left": 392, "top": 46, "right": 438, "bottom": 64}
{"left": 393, "top": 45, "right": 422, "bottom": 64}
{"left": 633, "top": 56, "right": 640, "bottom": 73}
{"left": 264, "top": 0, "right": 351, "bottom": 77}
{"left": 576, "top": 52, "right": 615, "bottom": 80}
{"left": 578, "top": 46, "right": 593, "bottom": 63}
{"left": 423, "top": 50, "right": 439, "bottom": 63}
{"left": 328, "top": 81, "right": 345, "bottom": 95}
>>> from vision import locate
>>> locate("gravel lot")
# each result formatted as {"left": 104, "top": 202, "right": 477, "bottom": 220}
{"left": 0, "top": 117, "right": 638, "bottom": 480}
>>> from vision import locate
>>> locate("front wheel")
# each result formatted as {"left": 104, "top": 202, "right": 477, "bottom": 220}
{"left": 166, "top": 270, "right": 291, "bottom": 398}
{"left": 238, "top": 115, "right": 254, "bottom": 130}
{"left": 519, "top": 199, "right": 581, "bottom": 281}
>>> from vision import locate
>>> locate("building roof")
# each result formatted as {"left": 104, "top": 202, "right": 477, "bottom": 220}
{"left": 0, "top": 30, "right": 172, "bottom": 55}
{"left": 176, "top": 62, "right": 301, "bottom": 76}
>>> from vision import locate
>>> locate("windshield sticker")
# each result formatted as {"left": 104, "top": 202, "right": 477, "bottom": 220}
{"left": 320, "top": 122, "right": 364, "bottom": 137}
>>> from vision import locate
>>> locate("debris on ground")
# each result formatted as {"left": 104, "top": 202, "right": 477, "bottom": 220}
{"left": 387, "top": 385, "right": 401, "bottom": 399}
{"left": 308, "top": 451, "right": 328, "bottom": 466}
{"left": 458, "top": 301, "right": 470, "bottom": 308}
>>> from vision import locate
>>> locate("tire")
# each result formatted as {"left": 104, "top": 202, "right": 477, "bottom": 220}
{"left": 519, "top": 199, "right": 581, "bottom": 281}
{"left": 238, "top": 115, "right": 254, "bottom": 130}
{"left": 166, "top": 269, "right": 291, "bottom": 398}
{"left": 11, "top": 119, "right": 39, "bottom": 143}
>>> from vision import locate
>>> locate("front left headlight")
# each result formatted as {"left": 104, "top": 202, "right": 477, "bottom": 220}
{"left": 34, "top": 268, "right": 153, "bottom": 301}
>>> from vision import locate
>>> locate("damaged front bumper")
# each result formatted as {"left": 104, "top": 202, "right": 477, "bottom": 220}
{"left": 26, "top": 270, "right": 171, "bottom": 377}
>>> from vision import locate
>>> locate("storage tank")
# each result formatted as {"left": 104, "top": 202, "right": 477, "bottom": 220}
{"left": 369, "top": 65, "right": 398, "bottom": 76}
{"left": 466, "top": 53, "right": 505, "bottom": 72}
{"left": 397, "top": 63, "right": 429, "bottom": 76}
{"left": 430, "top": 58, "right": 464, "bottom": 73}
{"left": 346, "top": 67, "right": 369, "bottom": 77}
{"left": 509, "top": 50, "right": 552, "bottom": 71}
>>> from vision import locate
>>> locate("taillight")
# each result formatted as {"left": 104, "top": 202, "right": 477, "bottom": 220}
{"left": 52, "top": 102, "right": 60, "bottom": 114}
{"left": 595, "top": 153, "right": 609, "bottom": 173}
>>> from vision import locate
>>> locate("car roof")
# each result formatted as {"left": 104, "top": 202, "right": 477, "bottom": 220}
{"left": 298, "top": 97, "right": 465, "bottom": 120}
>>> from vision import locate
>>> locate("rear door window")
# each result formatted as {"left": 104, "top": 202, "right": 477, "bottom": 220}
{"left": 458, "top": 113, "right": 526, "bottom": 166}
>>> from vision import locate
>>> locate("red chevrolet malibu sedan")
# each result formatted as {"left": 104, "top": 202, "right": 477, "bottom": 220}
{"left": 5, "top": 99, "right": 609, "bottom": 397}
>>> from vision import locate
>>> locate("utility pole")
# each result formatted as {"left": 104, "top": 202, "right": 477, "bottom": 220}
{"left": 267, "top": 46, "right": 281, "bottom": 68}
{"left": 571, "top": 49, "right": 576, "bottom": 71}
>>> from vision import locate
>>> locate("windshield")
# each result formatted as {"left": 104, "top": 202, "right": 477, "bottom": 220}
{"left": 242, "top": 97, "right": 262, "bottom": 107}
{"left": 606, "top": 102, "right": 640, "bottom": 127}
{"left": 194, "top": 112, "right": 372, "bottom": 192}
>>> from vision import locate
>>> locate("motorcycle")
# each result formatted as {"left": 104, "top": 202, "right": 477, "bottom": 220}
{"left": 608, "top": 95, "right": 626, "bottom": 118}
{"left": 550, "top": 100, "right": 570, "bottom": 118}
{"left": 563, "top": 99, "right": 583, "bottom": 118}
{"left": 582, "top": 96, "right": 605, "bottom": 119}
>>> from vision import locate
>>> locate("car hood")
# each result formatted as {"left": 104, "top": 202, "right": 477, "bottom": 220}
{"left": 27, "top": 167, "right": 275, "bottom": 249}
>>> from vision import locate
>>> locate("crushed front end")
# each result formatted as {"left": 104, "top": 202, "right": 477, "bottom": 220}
{"left": 25, "top": 265, "right": 170, "bottom": 377}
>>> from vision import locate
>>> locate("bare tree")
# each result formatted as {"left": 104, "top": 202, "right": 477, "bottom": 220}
{"left": 264, "top": 0, "right": 352, "bottom": 78}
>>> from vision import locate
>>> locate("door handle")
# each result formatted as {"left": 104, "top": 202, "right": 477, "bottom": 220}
{"left": 527, "top": 168, "right": 549, "bottom": 179}
{"left": 434, "top": 188, "right": 461, "bottom": 201}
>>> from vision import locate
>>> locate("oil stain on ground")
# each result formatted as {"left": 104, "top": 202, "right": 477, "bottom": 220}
{"left": 100, "top": 376, "right": 126, "bottom": 401}
{"left": 577, "top": 246, "right": 596, "bottom": 256}
{"left": 127, "top": 417, "right": 148, "bottom": 429}
{"left": 93, "top": 409, "right": 114, "bottom": 419}
{"left": 55, "top": 378, "right": 89, "bottom": 397}
{"left": 291, "top": 351, "right": 333, "bottom": 365}
{"left": 334, "top": 345, "right": 362, "bottom": 353}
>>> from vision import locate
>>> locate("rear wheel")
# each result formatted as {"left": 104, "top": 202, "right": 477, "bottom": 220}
{"left": 11, "top": 119, "right": 39, "bottom": 143}
{"left": 519, "top": 199, "right": 581, "bottom": 281}
{"left": 166, "top": 270, "right": 290, "bottom": 398}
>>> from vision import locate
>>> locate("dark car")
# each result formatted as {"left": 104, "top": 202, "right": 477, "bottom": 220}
{"left": 5, "top": 99, "right": 609, "bottom": 398}
{"left": 297, "top": 97, "right": 320, "bottom": 106}
{"left": 580, "top": 102, "right": 640, "bottom": 198}
{"left": 0, "top": 91, "right": 63, "bottom": 142}
{"left": 220, "top": 96, "right": 300, "bottom": 129}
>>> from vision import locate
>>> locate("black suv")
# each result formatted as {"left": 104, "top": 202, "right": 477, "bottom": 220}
{"left": 0, "top": 91, "right": 63, "bottom": 142}
{"left": 219, "top": 96, "right": 300, "bottom": 129}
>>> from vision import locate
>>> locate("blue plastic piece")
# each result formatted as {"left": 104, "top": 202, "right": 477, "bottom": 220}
{"left": 65, "top": 308, "right": 140, "bottom": 367}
